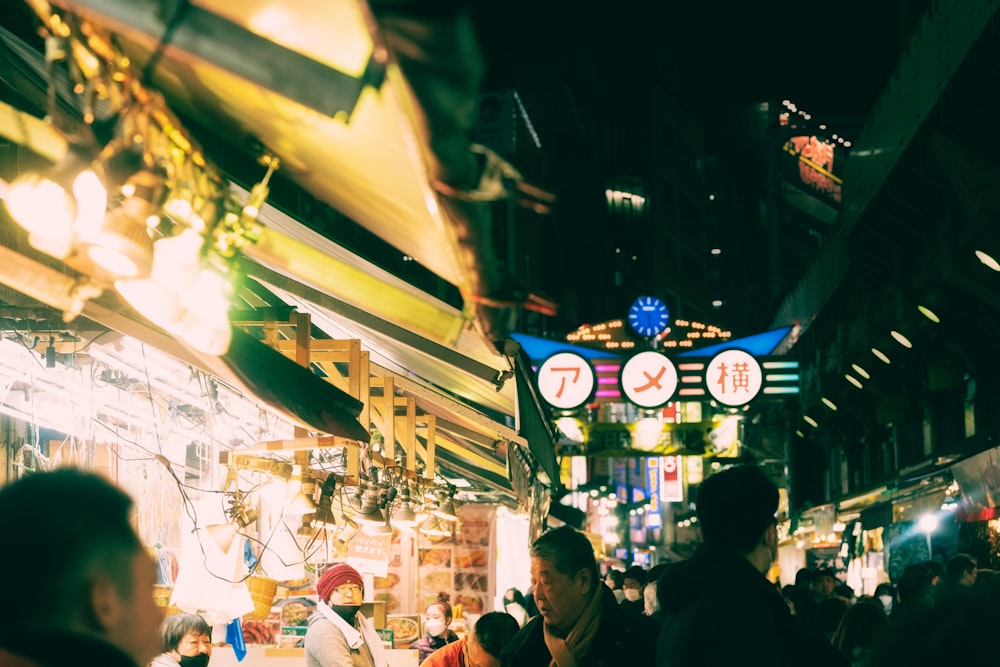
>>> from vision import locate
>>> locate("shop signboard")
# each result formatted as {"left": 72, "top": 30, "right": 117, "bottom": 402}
{"left": 536, "top": 351, "right": 596, "bottom": 410}
{"left": 705, "top": 349, "right": 763, "bottom": 406}
{"left": 646, "top": 457, "right": 662, "bottom": 528}
{"left": 348, "top": 531, "right": 392, "bottom": 578}
{"left": 660, "top": 455, "right": 683, "bottom": 502}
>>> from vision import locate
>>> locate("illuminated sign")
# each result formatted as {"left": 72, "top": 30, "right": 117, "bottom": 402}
{"left": 620, "top": 351, "right": 678, "bottom": 408}
{"left": 706, "top": 349, "right": 763, "bottom": 406}
{"left": 782, "top": 134, "right": 843, "bottom": 206}
{"left": 536, "top": 351, "right": 596, "bottom": 410}
{"left": 660, "top": 455, "right": 683, "bottom": 502}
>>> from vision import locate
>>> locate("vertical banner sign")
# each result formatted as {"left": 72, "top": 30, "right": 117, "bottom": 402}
{"left": 660, "top": 455, "right": 683, "bottom": 502}
{"left": 646, "top": 457, "right": 662, "bottom": 528}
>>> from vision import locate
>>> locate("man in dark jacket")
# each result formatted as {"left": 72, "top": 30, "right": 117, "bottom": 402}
{"left": 0, "top": 469, "right": 163, "bottom": 667}
{"left": 656, "top": 465, "right": 847, "bottom": 667}
{"left": 501, "top": 526, "right": 658, "bottom": 667}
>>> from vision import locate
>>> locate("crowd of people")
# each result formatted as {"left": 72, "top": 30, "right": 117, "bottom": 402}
{"left": 3, "top": 467, "right": 1000, "bottom": 667}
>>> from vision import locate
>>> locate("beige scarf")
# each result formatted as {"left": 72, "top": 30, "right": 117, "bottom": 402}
{"left": 543, "top": 583, "right": 604, "bottom": 667}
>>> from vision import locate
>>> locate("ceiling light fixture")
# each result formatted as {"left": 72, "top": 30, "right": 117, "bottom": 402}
{"left": 975, "top": 250, "right": 1000, "bottom": 272}
{"left": 890, "top": 330, "right": 913, "bottom": 348}
{"left": 917, "top": 305, "right": 940, "bottom": 323}
{"left": 871, "top": 347, "right": 891, "bottom": 364}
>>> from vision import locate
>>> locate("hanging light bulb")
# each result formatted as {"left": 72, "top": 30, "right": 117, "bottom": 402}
{"left": 115, "top": 229, "right": 235, "bottom": 354}
{"left": 355, "top": 484, "right": 386, "bottom": 525}
{"left": 79, "top": 170, "right": 161, "bottom": 279}
{"left": 3, "top": 161, "right": 107, "bottom": 259}
{"left": 391, "top": 485, "right": 418, "bottom": 528}
{"left": 432, "top": 491, "right": 458, "bottom": 522}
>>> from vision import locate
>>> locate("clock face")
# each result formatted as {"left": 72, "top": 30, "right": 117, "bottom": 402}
{"left": 628, "top": 296, "right": 670, "bottom": 337}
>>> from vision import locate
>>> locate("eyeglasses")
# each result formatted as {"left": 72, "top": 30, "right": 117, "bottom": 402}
{"left": 333, "top": 584, "right": 363, "bottom": 597}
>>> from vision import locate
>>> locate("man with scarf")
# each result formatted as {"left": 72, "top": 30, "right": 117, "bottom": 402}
{"left": 655, "top": 465, "right": 847, "bottom": 667}
{"left": 501, "top": 526, "right": 658, "bottom": 667}
{"left": 306, "top": 563, "right": 387, "bottom": 667}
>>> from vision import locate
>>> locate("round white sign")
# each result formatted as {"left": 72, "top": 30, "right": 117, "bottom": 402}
{"left": 706, "top": 349, "right": 763, "bottom": 406}
{"left": 536, "top": 352, "right": 596, "bottom": 410}
{"left": 620, "top": 351, "right": 678, "bottom": 408}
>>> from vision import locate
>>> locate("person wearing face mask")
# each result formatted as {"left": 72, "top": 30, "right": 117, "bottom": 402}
{"left": 411, "top": 595, "right": 459, "bottom": 664}
{"left": 151, "top": 613, "right": 212, "bottom": 667}
{"left": 306, "top": 563, "right": 386, "bottom": 667}
{"left": 619, "top": 566, "right": 647, "bottom": 616}
{"left": 656, "top": 465, "right": 848, "bottom": 667}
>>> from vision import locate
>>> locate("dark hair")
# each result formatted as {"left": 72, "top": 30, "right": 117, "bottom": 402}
{"left": 161, "top": 613, "right": 211, "bottom": 652}
{"left": 504, "top": 587, "right": 526, "bottom": 607}
{"left": 794, "top": 568, "right": 814, "bottom": 587}
{"left": 832, "top": 598, "right": 888, "bottom": 657}
{"left": 605, "top": 568, "right": 623, "bottom": 589}
{"left": 873, "top": 583, "right": 896, "bottom": 600}
{"left": 623, "top": 565, "right": 647, "bottom": 587}
{"left": 473, "top": 611, "right": 520, "bottom": 657}
{"left": 946, "top": 553, "right": 977, "bottom": 583}
{"left": 0, "top": 468, "right": 143, "bottom": 628}
{"left": 530, "top": 526, "right": 598, "bottom": 582}
{"left": 427, "top": 592, "right": 452, "bottom": 620}
{"left": 695, "top": 465, "right": 778, "bottom": 553}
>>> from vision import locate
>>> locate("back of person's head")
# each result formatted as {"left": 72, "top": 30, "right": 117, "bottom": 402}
{"left": 782, "top": 584, "right": 818, "bottom": 621}
{"left": 605, "top": 568, "right": 623, "bottom": 589}
{"left": 530, "top": 526, "right": 598, "bottom": 581}
{"left": 897, "top": 564, "right": 935, "bottom": 608}
{"left": 0, "top": 468, "right": 143, "bottom": 630}
{"left": 695, "top": 465, "right": 778, "bottom": 553}
{"left": 160, "top": 613, "right": 211, "bottom": 653}
{"left": 945, "top": 553, "right": 977, "bottom": 583}
{"left": 832, "top": 598, "right": 888, "bottom": 657}
{"left": 795, "top": 567, "right": 814, "bottom": 587}
{"left": 816, "top": 597, "right": 849, "bottom": 637}
{"left": 869, "top": 590, "right": 1000, "bottom": 665}
{"left": 918, "top": 559, "right": 945, "bottom": 583}
{"left": 647, "top": 562, "right": 670, "bottom": 587}
{"left": 472, "top": 611, "right": 520, "bottom": 658}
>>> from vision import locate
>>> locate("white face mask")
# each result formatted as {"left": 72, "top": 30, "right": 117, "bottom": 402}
{"left": 878, "top": 595, "right": 893, "bottom": 612}
{"left": 424, "top": 618, "right": 447, "bottom": 637}
{"left": 623, "top": 589, "right": 642, "bottom": 602}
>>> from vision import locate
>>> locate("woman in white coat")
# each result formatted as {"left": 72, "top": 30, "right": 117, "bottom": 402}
{"left": 305, "top": 564, "right": 386, "bottom": 667}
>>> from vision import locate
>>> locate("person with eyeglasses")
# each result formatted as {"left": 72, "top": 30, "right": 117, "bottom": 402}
{"left": 306, "top": 563, "right": 386, "bottom": 667}
{"left": 422, "top": 612, "right": 519, "bottom": 667}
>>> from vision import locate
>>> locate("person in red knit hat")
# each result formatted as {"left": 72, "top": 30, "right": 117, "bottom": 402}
{"left": 305, "top": 563, "right": 386, "bottom": 667}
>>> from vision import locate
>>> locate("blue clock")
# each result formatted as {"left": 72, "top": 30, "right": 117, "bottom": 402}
{"left": 628, "top": 296, "right": 670, "bottom": 337}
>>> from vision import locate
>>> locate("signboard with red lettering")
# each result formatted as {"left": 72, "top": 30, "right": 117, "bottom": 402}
{"left": 705, "top": 349, "right": 763, "bottom": 407}
{"left": 536, "top": 352, "right": 596, "bottom": 410}
{"left": 781, "top": 134, "right": 843, "bottom": 207}
{"left": 660, "top": 455, "right": 683, "bottom": 502}
{"left": 620, "top": 351, "right": 678, "bottom": 408}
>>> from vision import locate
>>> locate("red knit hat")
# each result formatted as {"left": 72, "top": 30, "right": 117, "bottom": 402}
{"left": 317, "top": 563, "right": 363, "bottom": 603}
